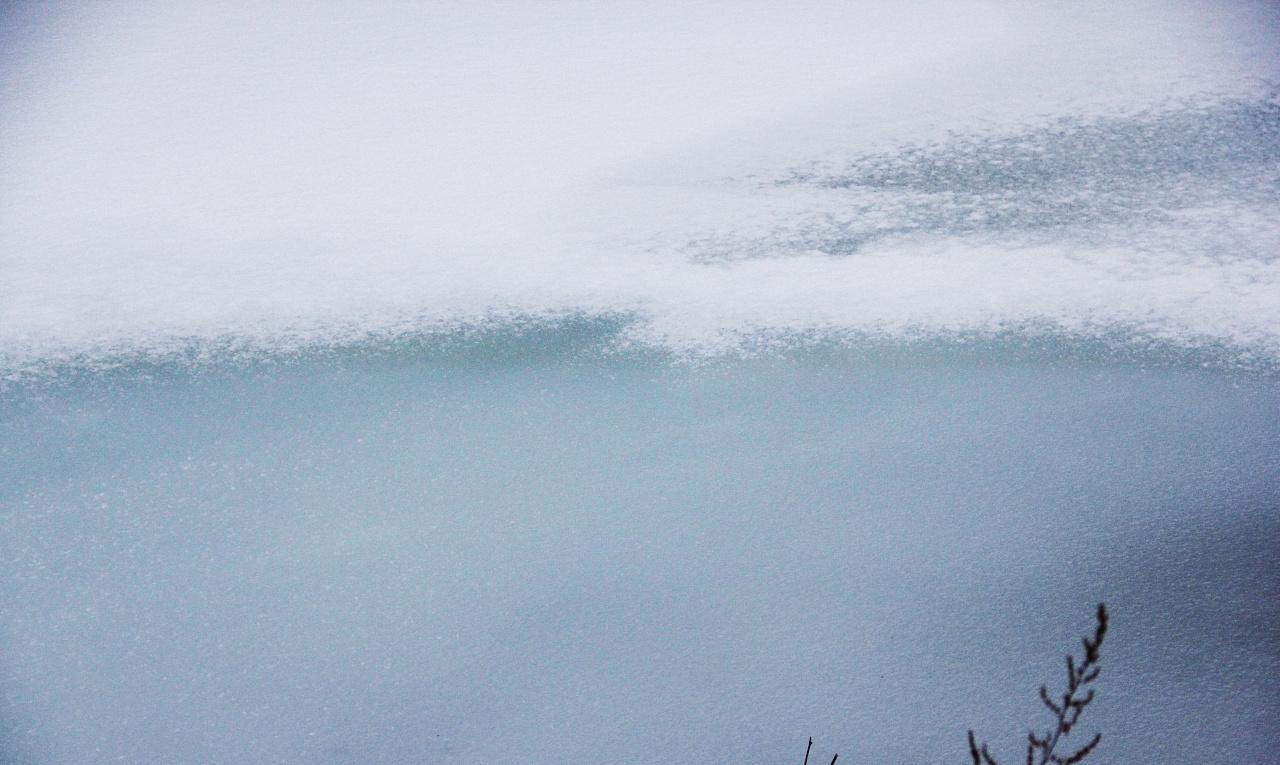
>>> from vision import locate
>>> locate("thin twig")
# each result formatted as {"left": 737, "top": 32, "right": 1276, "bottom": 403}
{"left": 969, "top": 604, "right": 1108, "bottom": 765}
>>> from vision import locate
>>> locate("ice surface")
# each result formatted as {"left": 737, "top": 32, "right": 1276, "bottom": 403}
{"left": 2, "top": 343, "right": 1278, "bottom": 762}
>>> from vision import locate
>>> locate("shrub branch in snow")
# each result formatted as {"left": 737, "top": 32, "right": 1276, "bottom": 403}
{"left": 806, "top": 603, "right": 1109, "bottom": 765}
{"left": 968, "top": 603, "right": 1109, "bottom": 765}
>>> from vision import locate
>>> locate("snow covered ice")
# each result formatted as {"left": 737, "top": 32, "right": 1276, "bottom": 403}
{"left": 1, "top": 1, "right": 1278, "bottom": 762}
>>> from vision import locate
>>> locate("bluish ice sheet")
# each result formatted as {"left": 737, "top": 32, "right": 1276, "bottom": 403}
{"left": 3, "top": 334, "right": 1276, "bottom": 763}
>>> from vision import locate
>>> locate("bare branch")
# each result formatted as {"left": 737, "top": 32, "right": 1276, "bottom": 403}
{"left": 964, "top": 604, "right": 1107, "bottom": 765}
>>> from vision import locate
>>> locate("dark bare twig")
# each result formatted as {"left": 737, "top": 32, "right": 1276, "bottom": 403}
{"left": 800, "top": 737, "right": 837, "bottom": 765}
{"left": 969, "top": 604, "right": 1108, "bottom": 765}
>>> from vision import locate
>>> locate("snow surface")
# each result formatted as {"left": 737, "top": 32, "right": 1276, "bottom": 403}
{"left": 0, "top": 0, "right": 1278, "bottom": 370}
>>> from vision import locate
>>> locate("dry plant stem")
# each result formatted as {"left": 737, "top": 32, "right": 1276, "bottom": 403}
{"left": 801, "top": 737, "right": 837, "bottom": 765}
{"left": 968, "top": 604, "right": 1108, "bottom": 765}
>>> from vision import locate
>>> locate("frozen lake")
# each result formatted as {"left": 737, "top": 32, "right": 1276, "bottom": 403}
{"left": 2, "top": 1, "right": 1278, "bottom": 762}
{"left": 3, "top": 335, "right": 1277, "bottom": 762}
